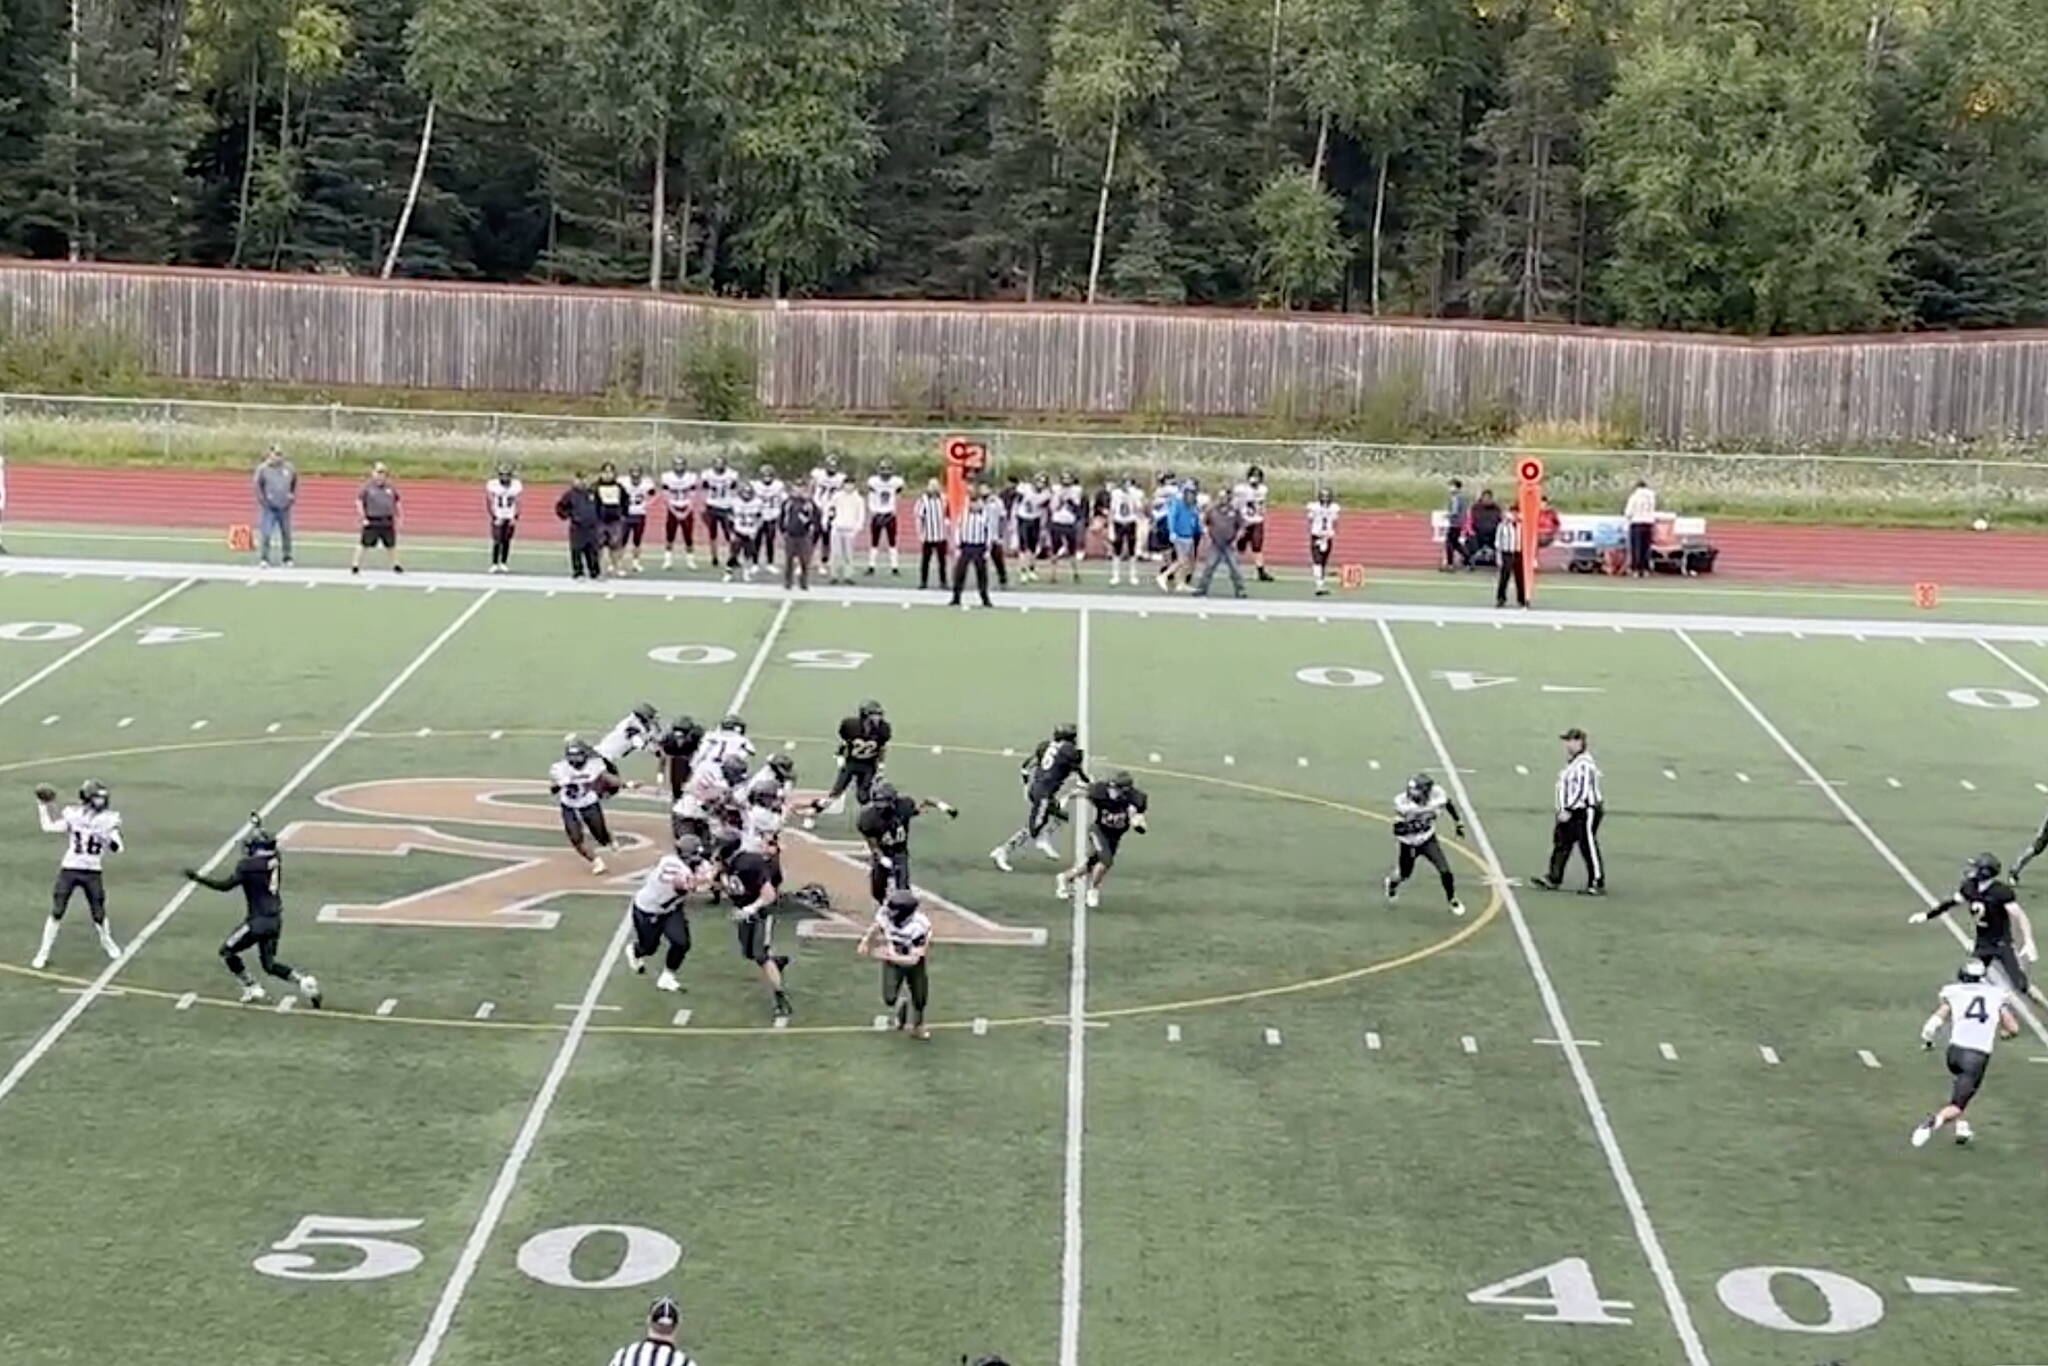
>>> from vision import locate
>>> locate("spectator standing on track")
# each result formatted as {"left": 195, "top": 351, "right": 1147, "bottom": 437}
{"left": 556, "top": 473, "right": 603, "bottom": 580}
{"left": 252, "top": 445, "right": 297, "bottom": 568}
{"left": 1193, "top": 490, "right": 1247, "bottom": 598}
{"left": 1534, "top": 727, "right": 1605, "bottom": 895}
{"left": 1625, "top": 479, "right": 1657, "bottom": 578}
{"left": 1494, "top": 505, "right": 1527, "bottom": 609}
{"left": 350, "top": 462, "right": 403, "bottom": 575}
{"left": 950, "top": 482, "right": 998, "bottom": 609}
{"left": 1467, "top": 488, "right": 1501, "bottom": 568}
{"left": 915, "top": 479, "right": 950, "bottom": 589}
{"left": 1158, "top": 482, "right": 1201, "bottom": 592}
{"left": 605, "top": 1296, "right": 698, "bottom": 1366}
{"left": 1441, "top": 478, "right": 1468, "bottom": 570}
{"left": 593, "top": 462, "right": 628, "bottom": 576}
{"left": 779, "top": 476, "right": 821, "bottom": 591}
{"left": 827, "top": 480, "right": 866, "bottom": 584}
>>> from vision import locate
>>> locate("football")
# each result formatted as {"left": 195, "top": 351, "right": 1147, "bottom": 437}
{"left": 33, "top": 784, "right": 57, "bottom": 803}
{"left": 593, "top": 772, "right": 623, "bottom": 798}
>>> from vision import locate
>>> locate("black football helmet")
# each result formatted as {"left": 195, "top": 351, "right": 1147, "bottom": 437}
{"left": 878, "top": 459, "right": 896, "bottom": 477}
{"left": 1053, "top": 723, "right": 1078, "bottom": 743}
{"left": 885, "top": 888, "right": 919, "bottom": 921}
{"left": 768, "top": 753, "right": 796, "bottom": 779}
{"left": 632, "top": 702, "right": 659, "bottom": 727}
{"left": 495, "top": 462, "right": 514, "bottom": 480}
{"left": 720, "top": 755, "right": 748, "bottom": 785}
{"left": 670, "top": 453, "right": 688, "bottom": 471}
{"left": 1406, "top": 773, "right": 1435, "bottom": 802}
{"left": 1110, "top": 770, "right": 1135, "bottom": 791}
{"left": 869, "top": 781, "right": 899, "bottom": 807}
{"left": 78, "top": 779, "right": 110, "bottom": 811}
{"left": 673, "top": 833, "right": 706, "bottom": 864}
{"left": 1966, "top": 852, "right": 2002, "bottom": 885}
{"left": 858, "top": 699, "right": 884, "bottom": 721}
{"left": 244, "top": 816, "right": 278, "bottom": 856}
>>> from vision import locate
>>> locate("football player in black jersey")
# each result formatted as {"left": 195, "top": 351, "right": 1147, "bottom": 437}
{"left": 723, "top": 844, "right": 793, "bottom": 1018}
{"left": 990, "top": 723, "right": 1089, "bottom": 871}
{"left": 803, "top": 699, "right": 891, "bottom": 825}
{"left": 1055, "top": 771, "right": 1148, "bottom": 908}
{"left": 1911, "top": 852, "right": 2048, "bottom": 1006}
{"left": 186, "top": 817, "right": 320, "bottom": 1007}
{"left": 657, "top": 716, "right": 706, "bottom": 801}
{"left": 857, "top": 781, "right": 958, "bottom": 906}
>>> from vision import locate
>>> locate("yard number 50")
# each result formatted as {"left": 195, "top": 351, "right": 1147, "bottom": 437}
{"left": 252, "top": 1215, "right": 681, "bottom": 1290}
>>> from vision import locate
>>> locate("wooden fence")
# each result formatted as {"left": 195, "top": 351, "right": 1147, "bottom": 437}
{"left": 6, "top": 259, "right": 2048, "bottom": 445}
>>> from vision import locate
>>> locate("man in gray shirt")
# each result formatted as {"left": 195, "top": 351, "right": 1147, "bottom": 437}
{"left": 252, "top": 445, "right": 298, "bottom": 567}
{"left": 1193, "top": 494, "right": 1247, "bottom": 598}
{"left": 351, "top": 462, "right": 403, "bottom": 575}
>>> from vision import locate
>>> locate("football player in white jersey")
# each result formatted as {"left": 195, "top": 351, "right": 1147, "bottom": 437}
{"left": 865, "top": 460, "right": 906, "bottom": 574}
{"left": 1045, "top": 471, "right": 1085, "bottom": 582}
{"left": 32, "top": 779, "right": 123, "bottom": 967}
{"left": 742, "top": 752, "right": 798, "bottom": 808}
{"left": 725, "top": 481, "right": 764, "bottom": 582}
{"left": 1306, "top": 487, "right": 1341, "bottom": 596}
{"left": 752, "top": 463, "right": 786, "bottom": 567}
{"left": 698, "top": 714, "right": 755, "bottom": 769}
{"left": 1383, "top": 773, "right": 1466, "bottom": 916}
{"left": 810, "top": 454, "right": 847, "bottom": 510}
{"left": 594, "top": 702, "right": 660, "bottom": 780}
{"left": 622, "top": 464, "right": 657, "bottom": 573}
{"left": 673, "top": 753, "right": 747, "bottom": 845}
{"left": 1233, "top": 465, "right": 1274, "bottom": 583}
{"left": 625, "top": 833, "right": 716, "bottom": 992}
{"left": 701, "top": 456, "right": 738, "bottom": 561}
{"left": 549, "top": 740, "right": 618, "bottom": 874}
{"left": 1106, "top": 474, "right": 1144, "bottom": 585}
{"left": 1012, "top": 473, "right": 1049, "bottom": 581}
{"left": 740, "top": 786, "right": 787, "bottom": 899}
{"left": 857, "top": 887, "right": 933, "bottom": 1039}
{"left": 1913, "top": 958, "right": 2020, "bottom": 1147}
{"left": 659, "top": 456, "right": 699, "bottom": 570}
{"left": 484, "top": 463, "right": 522, "bottom": 574}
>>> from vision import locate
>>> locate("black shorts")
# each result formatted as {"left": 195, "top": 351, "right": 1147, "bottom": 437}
{"left": 221, "top": 914, "right": 283, "bottom": 960}
{"left": 359, "top": 518, "right": 396, "bottom": 549}
{"left": 1111, "top": 523, "right": 1138, "bottom": 556}
{"left": 559, "top": 803, "right": 611, "bottom": 847}
{"left": 1311, "top": 536, "right": 1334, "bottom": 567}
{"left": 1947, "top": 1044, "right": 1991, "bottom": 1109}
{"left": 1024, "top": 788, "right": 1066, "bottom": 838}
{"left": 599, "top": 519, "right": 627, "bottom": 549}
{"left": 1049, "top": 522, "right": 1080, "bottom": 555}
{"left": 1017, "top": 519, "right": 1042, "bottom": 554}
{"left": 1088, "top": 825, "right": 1125, "bottom": 868}
{"left": 52, "top": 867, "right": 107, "bottom": 920}
{"left": 1236, "top": 521, "right": 1266, "bottom": 553}
{"left": 736, "top": 909, "right": 775, "bottom": 963}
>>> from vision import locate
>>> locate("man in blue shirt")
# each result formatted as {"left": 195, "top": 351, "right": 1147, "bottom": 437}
{"left": 1156, "top": 481, "right": 1202, "bottom": 592}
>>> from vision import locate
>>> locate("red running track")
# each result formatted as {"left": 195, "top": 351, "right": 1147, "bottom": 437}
{"left": 10, "top": 464, "right": 2048, "bottom": 591}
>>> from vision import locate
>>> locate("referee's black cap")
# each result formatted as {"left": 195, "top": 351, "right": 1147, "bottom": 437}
{"left": 1559, "top": 727, "right": 1587, "bottom": 741}
{"left": 649, "top": 1296, "right": 681, "bottom": 1328}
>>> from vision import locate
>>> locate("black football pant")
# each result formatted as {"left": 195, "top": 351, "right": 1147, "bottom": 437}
{"left": 1975, "top": 937, "right": 2031, "bottom": 995}
{"left": 51, "top": 868, "right": 107, "bottom": 923}
{"left": 1547, "top": 805, "right": 1604, "bottom": 888}
{"left": 1392, "top": 837, "right": 1456, "bottom": 900}
{"left": 868, "top": 853, "right": 912, "bottom": 905}
{"left": 883, "top": 959, "right": 929, "bottom": 1023}
{"left": 1629, "top": 521, "right": 1653, "bottom": 575}
{"left": 783, "top": 534, "right": 814, "bottom": 589}
{"left": 991, "top": 543, "right": 1009, "bottom": 587}
{"left": 1496, "top": 550, "right": 1526, "bottom": 607}
{"left": 920, "top": 541, "right": 949, "bottom": 589}
{"left": 632, "top": 908, "right": 692, "bottom": 972}
{"left": 568, "top": 533, "right": 600, "bottom": 579}
{"left": 821, "top": 761, "right": 879, "bottom": 806}
{"left": 665, "top": 510, "right": 695, "bottom": 551}
{"left": 221, "top": 916, "right": 293, "bottom": 982}
{"left": 489, "top": 521, "right": 516, "bottom": 566}
{"left": 950, "top": 545, "right": 991, "bottom": 606}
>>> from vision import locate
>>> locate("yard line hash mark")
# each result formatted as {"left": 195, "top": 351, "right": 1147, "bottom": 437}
{"left": 1377, "top": 620, "right": 1713, "bottom": 1366}
{"left": 1859, "top": 1050, "right": 1882, "bottom": 1069}
{"left": 174, "top": 992, "right": 196, "bottom": 1010}
{"left": 1364, "top": 1031, "right": 1381, "bottom": 1050}
{"left": 1461, "top": 1034, "right": 1478, "bottom": 1055}
{"left": 376, "top": 999, "right": 398, "bottom": 1017}
{"left": 1659, "top": 1042, "right": 1678, "bottom": 1061}
{"left": 403, "top": 595, "right": 792, "bottom": 1366}
{"left": 0, "top": 588, "right": 499, "bottom": 1111}
{"left": 1264, "top": 1027, "right": 1282, "bottom": 1047}
{"left": 1759, "top": 1045, "right": 1780, "bottom": 1066}
{"left": 1166, "top": 1024, "right": 1181, "bottom": 1043}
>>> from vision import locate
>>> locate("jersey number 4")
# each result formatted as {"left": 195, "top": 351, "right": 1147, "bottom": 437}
{"left": 1964, "top": 993, "right": 1991, "bottom": 1023}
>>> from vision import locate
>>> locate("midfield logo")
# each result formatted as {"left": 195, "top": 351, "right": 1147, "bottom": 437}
{"left": 279, "top": 778, "right": 1046, "bottom": 947}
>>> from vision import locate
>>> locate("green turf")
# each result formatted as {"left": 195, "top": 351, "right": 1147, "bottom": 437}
{"left": 1, "top": 569, "right": 2047, "bottom": 1364}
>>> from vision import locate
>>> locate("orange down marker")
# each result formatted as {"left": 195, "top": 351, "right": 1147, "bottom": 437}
{"left": 1515, "top": 456, "right": 1545, "bottom": 604}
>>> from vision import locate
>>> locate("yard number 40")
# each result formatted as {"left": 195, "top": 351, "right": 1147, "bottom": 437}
{"left": 1470, "top": 1257, "right": 1888, "bottom": 1336}
{"left": 253, "top": 1215, "right": 681, "bottom": 1291}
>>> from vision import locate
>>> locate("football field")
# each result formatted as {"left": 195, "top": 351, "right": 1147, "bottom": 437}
{"left": 3, "top": 557, "right": 2048, "bottom": 1366}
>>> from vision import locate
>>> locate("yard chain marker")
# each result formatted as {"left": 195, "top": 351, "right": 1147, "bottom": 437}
{"left": 0, "top": 588, "right": 498, "bottom": 1111}
{"left": 1058, "top": 608, "right": 1093, "bottom": 1366}
{"left": 1680, "top": 629, "right": 2048, "bottom": 1051}
{"left": 1377, "top": 620, "right": 1713, "bottom": 1366}
{"left": 0, "top": 577, "right": 194, "bottom": 715}
{"left": 404, "top": 596, "right": 793, "bottom": 1366}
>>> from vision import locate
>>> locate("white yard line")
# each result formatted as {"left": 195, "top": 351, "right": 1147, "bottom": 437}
{"left": 1058, "top": 608, "right": 1092, "bottom": 1366}
{"left": 1978, "top": 638, "right": 2048, "bottom": 694}
{"left": 1376, "top": 620, "right": 1712, "bottom": 1366}
{"left": 0, "top": 577, "right": 194, "bottom": 711}
{"left": 1678, "top": 629, "right": 2048, "bottom": 1049}
{"left": 0, "top": 588, "right": 498, "bottom": 1108}
{"left": 404, "top": 595, "right": 793, "bottom": 1366}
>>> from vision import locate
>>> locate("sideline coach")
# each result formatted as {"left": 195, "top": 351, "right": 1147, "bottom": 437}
{"left": 1534, "top": 726, "right": 1604, "bottom": 894}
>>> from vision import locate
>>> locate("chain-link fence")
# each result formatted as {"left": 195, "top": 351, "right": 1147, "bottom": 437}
{"left": 4, "top": 391, "right": 2046, "bottom": 518}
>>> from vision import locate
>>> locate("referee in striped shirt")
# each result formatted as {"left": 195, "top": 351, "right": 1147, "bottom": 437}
{"left": 950, "top": 482, "right": 998, "bottom": 608}
{"left": 607, "top": 1296, "right": 697, "bottom": 1366}
{"left": 1534, "top": 726, "right": 1605, "bottom": 894}
{"left": 915, "top": 479, "right": 950, "bottom": 589}
{"left": 1494, "top": 505, "right": 1527, "bottom": 608}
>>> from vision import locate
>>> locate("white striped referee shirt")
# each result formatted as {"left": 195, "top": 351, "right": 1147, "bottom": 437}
{"left": 1556, "top": 753, "right": 1602, "bottom": 811}
{"left": 914, "top": 492, "right": 948, "bottom": 544}
{"left": 1497, "top": 515, "right": 1522, "bottom": 555}
{"left": 608, "top": 1340, "right": 696, "bottom": 1366}
{"left": 957, "top": 498, "right": 997, "bottom": 547}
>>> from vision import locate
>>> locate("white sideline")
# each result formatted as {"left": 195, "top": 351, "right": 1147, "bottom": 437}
{"left": 0, "top": 588, "right": 498, "bottom": 1108}
{"left": 1678, "top": 630, "right": 2048, "bottom": 1049}
{"left": 11, "top": 553, "right": 2048, "bottom": 642}
{"left": 1377, "top": 621, "right": 1714, "bottom": 1366}
{"left": 1059, "top": 610, "right": 1092, "bottom": 1366}
{"left": 403, "top": 596, "right": 794, "bottom": 1366}
{"left": 0, "top": 576, "right": 194, "bottom": 710}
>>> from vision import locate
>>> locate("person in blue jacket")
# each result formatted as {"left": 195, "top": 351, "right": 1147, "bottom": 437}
{"left": 1156, "top": 480, "right": 1203, "bottom": 592}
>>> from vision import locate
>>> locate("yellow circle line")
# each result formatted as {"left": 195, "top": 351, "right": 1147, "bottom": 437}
{"left": 0, "top": 730, "right": 1503, "bottom": 1035}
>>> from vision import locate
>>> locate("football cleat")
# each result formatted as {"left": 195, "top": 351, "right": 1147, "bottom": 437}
{"left": 239, "top": 983, "right": 268, "bottom": 1004}
{"left": 1384, "top": 874, "right": 1399, "bottom": 900}
{"left": 1054, "top": 871, "right": 1071, "bottom": 900}
{"left": 1954, "top": 1119, "right": 1975, "bottom": 1145}
{"left": 1085, "top": 887, "right": 1100, "bottom": 909}
{"left": 1909, "top": 1117, "right": 1935, "bottom": 1148}
{"left": 299, "top": 974, "right": 322, "bottom": 1008}
{"left": 97, "top": 931, "right": 121, "bottom": 960}
{"left": 1034, "top": 837, "right": 1062, "bottom": 860}
{"left": 990, "top": 847, "right": 1012, "bottom": 872}
{"left": 662, "top": 551, "right": 674, "bottom": 570}
{"left": 656, "top": 970, "right": 681, "bottom": 993}
{"left": 590, "top": 856, "right": 607, "bottom": 875}
{"left": 1448, "top": 899, "right": 1467, "bottom": 918}
{"left": 1530, "top": 875, "right": 1561, "bottom": 891}
{"left": 30, "top": 953, "right": 47, "bottom": 971}
{"left": 625, "top": 947, "right": 646, "bottom": 974}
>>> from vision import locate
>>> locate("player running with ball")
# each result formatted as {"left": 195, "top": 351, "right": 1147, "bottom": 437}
{"left": 1056, "top": 771, "right": 1147, "bottom": 909}
{"left": 1912, "top": 958, "right": 2018, "bottom": 1148}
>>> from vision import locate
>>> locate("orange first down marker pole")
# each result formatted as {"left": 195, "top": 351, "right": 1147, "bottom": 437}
{"left": 1515, "top": 456, "right": 1544, "bottom": 605}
